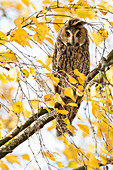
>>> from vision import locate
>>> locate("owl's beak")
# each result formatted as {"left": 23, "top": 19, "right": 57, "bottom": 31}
{"left": 72, "top": 37, "right": 79, "bottom": 46}
{"left": 72, "top": 36, "right": 74, "bottom": 45}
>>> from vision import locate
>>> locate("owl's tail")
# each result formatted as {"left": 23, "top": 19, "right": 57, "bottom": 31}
{"left": 56, "top": 96, "right": 83, "bottom": 137}
{"left": 56, "top": 118, "right": 73, "bottom": 137}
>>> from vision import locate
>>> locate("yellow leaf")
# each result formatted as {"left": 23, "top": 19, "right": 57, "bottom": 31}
{"left": 73, "top": 69, "right": 86, "bottom": 85}
{"left": 1, "top": 1, "right": 13, "bottom": 8}
{"left": 87, "top": 144, "right": 95, "bottom": 154}
{"left": 50, "top": 1, "right": 63, "bottom": 7}
{"left": 0, "top": 50, "right": 17, "bottom": 62}
{"left": 63, "top": 144, "right": 77, "bottom": 160}
{"left": 0, "top": 31, "right": 8, "bottom": 45}
{"left": 77, "top": 77, "right": 85, "bottom": 86}
{"left": 30, "top": 99, "right": 40, "bottom": 109}
{"left": 42, "top": 5, "right": 46, "bottom": 15}
{"left": 0, "top": 74, "right": 7, "bottom": 83}
{"left": 44, "top": 94, "right": 55, "bottom": 108}
{"left": 45, "top": 37, "right": 54, "bottom": 46}
{"left": 22, "top": 154, "right": 30, "bottom": 161}
{"left": 109, "top": 21, "right": 113, "bottom": 26}
{"left": 13, "top": 101, "right": 23, "bottom": 113}
{"left": 73, "top": 69, "right": 81, "bottom": 76}
{"left": 77, "top": 124, "right": 89, "bottom": 137}
{"left": 29, "top": 67, "right": 36, "bottom": 76}
{"left": 37, "top": 60, "right": 51, "bottom": 71}
{"left": 23, "top": 108, "right": 32, "bottom": 118}
{"left": 91, "top": 101, "right": 102, "bottom": 118}
{"left": 45, "top": 107, "right": 51, "bottom": 114}
{"left": 76, "top": 7, "right": 96, "bottom": 19}
{"left": 32, "top": 166, "right": 37, "bottom": 170}
{"left": 53, "top": 19, "right": 63, "bottom": 32}
{"left": 68, "top": 161, "right": 77, "bottom": 168}
{"left": 99, "top": 120, "right": 109, "bottom": 133}
{"left": 48, "top": 120, "right": 55, "bottom": 131}
{"left": 63, "top": 146, "right": 73, "bottom": 159}
{"left": 64, "top": 87, "right": 75, "bottom": 101}
{"left": 21, "top": 0, "right": 30, "bottom": 6}
{"left": 41, "top": 152, "right": 55, "bottom": 161}
{"left": 30, "top": 16, "right": 39, "bottom": 27}
{"left": 55, "top": 108, "right": 69, "bottom": 114}
{"left": 33, "top": 32, "right": 45, "bottom": 44}
{"left": 74, "top": 69, "right": 86, "bottom": 84}
{"left": 14, "top": 18, "right": 23, "bottom": 28}
{"left": 46, "top": 73, "right": 59, "bottom": 85}
{"left": 89, "top": 154, "right": 99, "bottom": 168}
{"left": 63, "top": 118, "right": 71, "bottom": 125}
{"left": 54, "top": 93, "right": 65, "bottom": 105}
{"left": 22, "top": 69, "right": 29, "bottom": 78}
{"left": 91, "top": 28, "right": 108, "bottom": 45}
{"left": 67, "top": 74, "right": 77, "bottom": 84}
{"left": 5, "top": 155, "right": 20, "bottom": 164}
{"left": 66, "top": 124, "right": 77, "bottom": 134}
{"left": 8, "top": 68, "right": 20, "bottom": 82}
{"left": 105, "top": 98, "right": 112, "bottom": 105}
{"left": 68, "top": 0, "right": 74, "bottom": 2}
{"left": 95, "top": 110, "right": 105, "bottom": 120}
{"left": 0, "top": 120, "right": 3, "bottom": 129}
{"left": 77, "top": 115, "right": 83, "bottom": 122}
{"left": 33, "top": 21, "right": 50, "bottom": 44}
{"left": 10, "top": 28, "right": 31, "bottom": 47}
{"left": 57, "top": 162, "right": 64, "bottom": 168}
{"left": 30, "top": 2, "right": 37, "bottom": 11}
{"left": 100, "top": 99, "right": 106, "bottom": 104}
{"left": 77, "top": 0, "right": 89, "bottom": 6}
{"left": 45, "top": 56, "right": 52, "bottom": 66}
{"left": 0, "top": 160, "right": 9, "bottom": 170}
{"left": 43, "top": 0, "right": 50, "bottom": 4}
{"left": 67, "top": 103, "right": 78, "bottom": 107}
{"left": 98, "top": 0, "right": 113, "bottom": 15}
{"left": 78, "top": 85, "right": 84, "bottom": 91}
{"left": 100, "top": 147, "right": 110, "bottom": 156}
{"left": 100, "top": 154, "right": 107, "bottom": 165}
{"left": 106, "top": 66, "right": 113, "bottom": 85}
{"left": 61, "top": 136, "right": 69, "bottom": 146}
{"left": 16, "top": 2, "right": 24, "bottom": 10}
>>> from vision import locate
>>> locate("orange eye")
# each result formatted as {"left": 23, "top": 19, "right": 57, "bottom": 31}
{"left": 66, "top": 31, "right": 70, "bottom": 37}
{"left": 76, "top": 31, "right": 81, "bottom": 38}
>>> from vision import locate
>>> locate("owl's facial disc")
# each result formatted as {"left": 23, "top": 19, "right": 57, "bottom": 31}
{"left": 65, "top": 29, "right": 80, "bottom": 46}
{"left": 60, "top": 27, "right": 86, "bottom": 46}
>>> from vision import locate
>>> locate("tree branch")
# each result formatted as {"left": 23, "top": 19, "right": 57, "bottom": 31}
{"left": 86, "top": 50, "right": 113, "bottom": 87}
{"left": 0, "top": 107, "right": 48, "bottom": 147}
{"left": 0, "top": 111, "right": 57, "bottom": 159}
{"left": 0, "top": 102, "right": 60, "bottom": 147}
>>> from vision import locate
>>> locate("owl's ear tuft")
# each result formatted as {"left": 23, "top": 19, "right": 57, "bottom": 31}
{"left": 68, "top": 18, "right": 86, "bottom": 27}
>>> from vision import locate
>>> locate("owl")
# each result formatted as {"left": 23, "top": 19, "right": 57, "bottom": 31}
{"left": 52, "top": 18, "right": 90, "bottom": 137}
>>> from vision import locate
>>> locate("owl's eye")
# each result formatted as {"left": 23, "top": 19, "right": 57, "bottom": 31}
{"left": 76, "top": 31, "right": 81, "bottom": 38}
{"left": 65, "top": 31, "right": 70, "bottom": 37}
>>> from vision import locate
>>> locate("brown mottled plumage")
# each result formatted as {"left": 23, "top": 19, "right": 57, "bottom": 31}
{"left": 52, "top": 19, "right": 90, "bottom": 137}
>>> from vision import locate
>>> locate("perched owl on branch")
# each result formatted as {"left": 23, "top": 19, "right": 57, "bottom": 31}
{"left": 52, "top": 18, "right": 90, "bottom": 137}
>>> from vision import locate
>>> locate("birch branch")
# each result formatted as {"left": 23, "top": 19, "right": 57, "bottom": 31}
{"left": 0, "top": 111, "right": 57, "bottom": 159}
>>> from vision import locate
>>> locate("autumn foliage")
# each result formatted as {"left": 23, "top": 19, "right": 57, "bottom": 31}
{"left": 0, "top": 0, "right": 113, "bottom": 169}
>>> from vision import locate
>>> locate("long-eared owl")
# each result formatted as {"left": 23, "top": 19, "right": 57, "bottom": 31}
{"left": 52, "top": 18, "right": 90, "bottom": 137}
